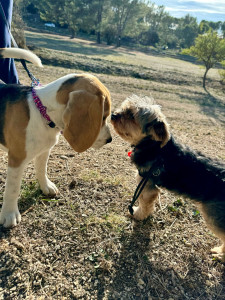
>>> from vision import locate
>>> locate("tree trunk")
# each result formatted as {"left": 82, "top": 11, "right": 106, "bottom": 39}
{"left": 70, "top": 28, "right": 76, "bottom": 39}
{"left": 97, "top": 31, "right": 101, "bottom": 44}
{"left": 203, "top": 67, "right": 209, "bottom": 88}
{"left": 116, "top": 36, "right": 121, "bottom": 47}
{"left": 96, "top": 0, "right": 103, "bottom": 44}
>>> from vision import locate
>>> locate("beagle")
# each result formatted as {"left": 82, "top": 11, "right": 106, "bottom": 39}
{"left": 0, "top": 48, "right": 112, "bottom": 227}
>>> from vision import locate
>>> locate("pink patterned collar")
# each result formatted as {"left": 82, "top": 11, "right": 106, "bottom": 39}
{"left": 32, "top": 88, "right": 56, "bottom": 128}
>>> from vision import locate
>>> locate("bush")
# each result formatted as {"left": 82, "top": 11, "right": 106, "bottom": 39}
{"left": 102, "top": 25, "right": 116, "bottom": 45}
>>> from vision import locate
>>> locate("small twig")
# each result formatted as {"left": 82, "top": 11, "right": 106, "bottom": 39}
{"left": 22, "top": 206, "right": 35, "bottom": 215}
{"left": 169, "top": 217, "right": 177, "bottom": 228}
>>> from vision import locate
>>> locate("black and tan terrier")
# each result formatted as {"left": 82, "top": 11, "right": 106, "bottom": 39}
{"left": 111, "top": 95, "right": 225, "bottom": 261}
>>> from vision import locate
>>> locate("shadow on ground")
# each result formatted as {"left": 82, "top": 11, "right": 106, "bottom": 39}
{"left": 179, "top": 88, "right": 225, "bottom": 125}
{"left": 96, "top": 221, "right": 225, "bottom": 299}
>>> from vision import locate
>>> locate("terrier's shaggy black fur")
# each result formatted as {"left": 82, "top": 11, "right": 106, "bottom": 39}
{"left": 111, "top": 95, "right": 225, "bottom": 261}
{"left": 132, "top": 135, "right": 225, "bottom": 233}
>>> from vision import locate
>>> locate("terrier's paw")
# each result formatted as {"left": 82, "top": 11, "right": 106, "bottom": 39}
{"left": 211, "top": 245, "right": 225, "bottom": 262}
{"left": 130, "top": 205, "right": 154, "bottom": 221}
{"left": 40, "top": 179, "right": 59, "bottom": 196}
{"left": 131, "top": 206, "right": 147, "bottom": 221}
{"left": 0, "top": 209, "right": 21, "bottom": 228}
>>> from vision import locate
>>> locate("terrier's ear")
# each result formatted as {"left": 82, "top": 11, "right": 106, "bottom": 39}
{"left": 145, "top": 119, "right": 170, "bottom": 147}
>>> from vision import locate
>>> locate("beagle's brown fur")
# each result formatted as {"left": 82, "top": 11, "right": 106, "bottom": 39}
{"left": 0, "top": 48, "right": 112, "bottom": 227}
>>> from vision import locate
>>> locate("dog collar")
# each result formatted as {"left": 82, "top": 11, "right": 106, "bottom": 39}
{"left": 32, "top": 88, "right": 56, "bottom": 128}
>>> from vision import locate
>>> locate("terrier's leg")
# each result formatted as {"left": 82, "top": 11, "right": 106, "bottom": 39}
{"left": 132, "top": 174, "right": 159, "bottom": 220}
{"left": 211, "top": 234, "right": 225, "bottom": 262}
{"left": 199, "top": 202, "right": 225, "bottom": 262}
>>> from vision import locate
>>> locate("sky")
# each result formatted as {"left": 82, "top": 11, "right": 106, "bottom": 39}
{"left": 150, "top": 0, "right": 225, "bottom": 23}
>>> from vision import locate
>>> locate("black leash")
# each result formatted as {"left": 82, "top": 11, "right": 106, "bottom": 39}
{"left": 0, "top": 2, "right": 40, "bottom": 86}
{"left": 20, "top": 59, "right": 40, "bottom": 86}
{"left": 128, "top": 176, "right": 149, "bottom": 215}
{"left": 128, "top": 155, "right": 164, "bottom": 215}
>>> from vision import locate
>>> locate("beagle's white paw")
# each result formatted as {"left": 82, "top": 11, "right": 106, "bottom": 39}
{"left": 40, "top": 179, "right": 59, "bottom": 196}
{"left": 0, "top": 208, "right": 21, "bottom": 228}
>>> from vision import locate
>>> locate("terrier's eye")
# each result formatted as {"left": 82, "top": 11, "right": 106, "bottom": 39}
{"left": 126, "top": 110, "right": 134, "bottom": 120}
{"left": 125, "top": 132, "right": 130, "bottom": 137}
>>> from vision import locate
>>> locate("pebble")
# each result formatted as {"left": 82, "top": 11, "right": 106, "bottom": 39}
{"left": 138, "top": 279, "right": 145, "bottom": 285}
{"left": 10, "top": 238, "right": 24, "bottom": 250}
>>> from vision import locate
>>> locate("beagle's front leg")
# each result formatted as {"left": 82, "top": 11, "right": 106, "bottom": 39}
{"left": 0, "top": 164, "right": 24, "bottom": 227}
{"left": 34, "top": 150, "right": 58, "bottom": 196}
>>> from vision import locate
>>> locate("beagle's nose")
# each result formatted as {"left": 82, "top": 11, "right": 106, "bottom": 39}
{"left": 111, "top": 113, "right": 119, "bottom": 121}
{"left": 106, "top": 137, "right": 112, "bottom": 144}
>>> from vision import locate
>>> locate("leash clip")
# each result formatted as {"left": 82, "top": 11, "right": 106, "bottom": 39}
{"left": 31, "top": 78, "right": 40, "bottom": 87}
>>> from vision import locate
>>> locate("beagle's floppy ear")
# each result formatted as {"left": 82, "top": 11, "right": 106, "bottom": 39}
{"left": 62, "top": 90, "right": 104, "bottom": 152}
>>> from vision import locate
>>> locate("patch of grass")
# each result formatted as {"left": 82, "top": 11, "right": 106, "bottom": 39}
{"left": 86, "top": 213, "right": 128, "bottom": 233}
{"left": 79, "top": 169, "right": 128, "bottom": 187}
{"left": 20, "top": 180, "right": 41, "bottom": 200}
{"left": 79, "top": 170, "right": 102, "bottom": 182}
{"left": 19, "top": 181, "right": 42, "bottom": 213}
{"left": 26, "top": 31, "right": 217, "bottom": 87}
{"left": 26, "top": 31, "right": 118, "bottom": 57}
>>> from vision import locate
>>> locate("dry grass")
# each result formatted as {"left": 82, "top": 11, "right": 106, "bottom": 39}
{"left": 0, "top": 31, "right": 225, "bottom": 299}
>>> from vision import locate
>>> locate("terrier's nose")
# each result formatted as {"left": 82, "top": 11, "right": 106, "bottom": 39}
{"left": 106, "top": 137, "right": 112, "bottom": 144}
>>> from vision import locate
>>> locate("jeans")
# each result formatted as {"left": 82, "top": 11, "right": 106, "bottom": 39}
{"left": 0, "top": 0, "right": 19, "bottom": 84}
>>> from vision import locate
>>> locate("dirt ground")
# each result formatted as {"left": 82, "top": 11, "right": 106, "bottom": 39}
{"left": 0, "top": 37, "right": 225, "bottom": 299}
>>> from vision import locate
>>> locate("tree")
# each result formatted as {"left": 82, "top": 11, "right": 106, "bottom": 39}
{"left": 175, "top": 14, "right": 198, "bottom": 48}
{"left": 143, "top": 4, "right": 179, "bottom": 48}
{"left": 157, "top": 14, "right": 177, "bottom": 48}
{"left": 62, "top": 0, "right": 89, "bottom": 38}
{"left": 182, "top": 31, "right": 225, "bottom": 88}
{"left": 221, "top": 22, "right": 225, "bottom": 38}
{"left": 95, "top": 0, "right": 104, "bottom": 44}
{"left": 199, "top": 20, "right": 221, "bottom": 34}
{"left": 199, "top": 20, "right": 210, "bottom": 34}
{"left": 111, "top": 0, "right": 141, "bottom": 47}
